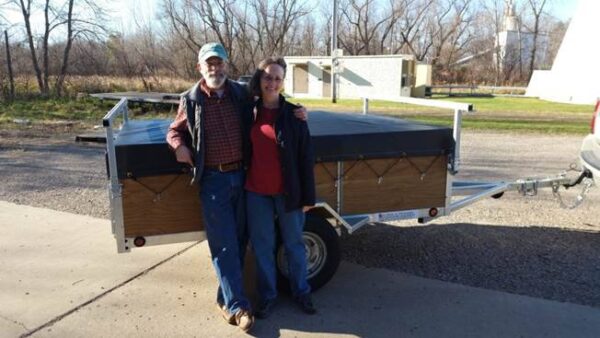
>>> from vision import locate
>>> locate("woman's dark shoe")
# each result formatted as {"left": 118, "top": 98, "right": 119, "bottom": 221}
{"left": 295, "top": 294, "right": 317, "bottom": 315}
{"left": 255, "top": 299, "right": 277, "bottom": 319}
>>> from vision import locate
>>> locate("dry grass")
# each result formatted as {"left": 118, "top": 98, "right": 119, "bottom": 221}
{"left": 4, "top": 75, "right": 195, "bottom": 98}
{"left": 63, "top": 75, "right": 194, "bottom": 94}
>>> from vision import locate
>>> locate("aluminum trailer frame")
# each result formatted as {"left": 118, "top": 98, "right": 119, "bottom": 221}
{"left": 103, "top": 97, "right": 593, "bottom": 252}
{"left": 103, "top": 98, "right": 206, "bottom": 253}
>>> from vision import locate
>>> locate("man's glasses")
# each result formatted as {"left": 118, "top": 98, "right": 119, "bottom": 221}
{"left": 203, "top": 60, "right": 225, "bottom": 68}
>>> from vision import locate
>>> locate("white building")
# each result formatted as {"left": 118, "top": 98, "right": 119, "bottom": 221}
{"left": 283, "top": 54, "right": 431, "bottom": 100}
{"left": 526, "top": 0, "right": 600, "bottom": 104}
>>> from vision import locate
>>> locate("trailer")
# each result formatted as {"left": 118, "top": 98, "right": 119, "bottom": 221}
{"left": 103, "top": 96, "right": 594, "bottom": 291}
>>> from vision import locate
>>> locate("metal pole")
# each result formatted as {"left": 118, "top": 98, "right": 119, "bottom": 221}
{"left": 452, "top": 108, "right": 463, "bottom": 173}
{"left": 331, "top": 0, "right": 338, "bottom": 103}
{"left": 336, "top": 161, "right": 343, "bottom": 214}
{"left": 362, "top": 98, "right": 369, "bottom": 114}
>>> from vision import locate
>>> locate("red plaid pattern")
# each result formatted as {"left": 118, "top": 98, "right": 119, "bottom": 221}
{"left": 200, "top": 82, "right": 243, "bottom": 166}
{"left": 165, "top": 80, "right": 243, "bottom": 167}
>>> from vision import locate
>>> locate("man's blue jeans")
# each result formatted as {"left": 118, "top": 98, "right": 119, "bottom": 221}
{"left": 246, "top": 191, "right": 311, "bottom": 302}
{"left": 200, "top": 169, "right": 249, "bottom": 314}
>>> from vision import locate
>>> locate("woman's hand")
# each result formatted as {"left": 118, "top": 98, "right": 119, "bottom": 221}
{"left": 302, "top": 206, "right": 314, "bottom": 213}
{"left": 293, "top": 105, "right": 308, "bottom": 121}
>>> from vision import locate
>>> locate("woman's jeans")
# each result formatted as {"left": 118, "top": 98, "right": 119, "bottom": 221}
{"left": 200, "top": 169, "right": 250, "bottom": 314}
{"left": 246, "top": 190, "right": 311, "bottom": 302}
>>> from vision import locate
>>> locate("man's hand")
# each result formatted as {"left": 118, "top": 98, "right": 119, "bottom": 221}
{"left": 293, "top": 104, "right": 308, "bottom": 121}
{"left": 175, "top": 145, "right": 194, "bottom": 166}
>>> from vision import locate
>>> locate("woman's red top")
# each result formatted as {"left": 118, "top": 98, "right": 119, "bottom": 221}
{"left": 245, "top": 106, "right": 284, "bottom": 195}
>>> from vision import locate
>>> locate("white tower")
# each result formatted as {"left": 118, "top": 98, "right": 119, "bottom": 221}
{"left": 504, "top": 0, "right": 518, "bottom": 31}
{"left": 526, "top": 0, "right": 600, "bottom": 104}
{"left": 496, "top": 0, "right": 519, "bottom": 72}
{"left": 496, "top": 0, "right": 549, "bottom": 76}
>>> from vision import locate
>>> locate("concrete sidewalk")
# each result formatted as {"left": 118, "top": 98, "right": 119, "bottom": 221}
{"left": 1, "top": 201, "right": 599, "bottom": 338}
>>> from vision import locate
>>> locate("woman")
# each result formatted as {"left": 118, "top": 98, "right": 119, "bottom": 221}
{"left": 245, "top": 57, "right": 316, "bottom": 319}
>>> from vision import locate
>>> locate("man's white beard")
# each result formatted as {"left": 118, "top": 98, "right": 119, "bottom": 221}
{"left": 205, "top": 74, "right": 226, "bottom": 89}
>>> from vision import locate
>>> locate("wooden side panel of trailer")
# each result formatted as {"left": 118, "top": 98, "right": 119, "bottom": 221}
{"left": 120, "top": 174, "right": 203, "bottom": 237}
{"left": 315, "top": 155, "right": 447, "bottom": 215}
{"left": 119, "top": 154, "right": 447, "bottom": 238}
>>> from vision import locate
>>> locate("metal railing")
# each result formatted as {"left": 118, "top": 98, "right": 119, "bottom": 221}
{"left": 102, "top": 98, "right": 129, "bottom": 252}
{"left": 431, "top": 84, "right": 526, "bottom": 96}
{"left": 360, "top": 95, "right": 473, "bottom": 173}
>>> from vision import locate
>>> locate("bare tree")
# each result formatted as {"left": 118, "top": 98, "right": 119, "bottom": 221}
{"left": 11, "top": 0, "right": 107, "bottom": 96}
{"left": 193, "top": 0, "right": 241, "bottom": 74}
{"left": 4, "top": 29, "right": 15, "bottom": 99}
{"left": 481, "top": 0, "right": 504, "bottom": 83}
{"left": 106, "top": 33, "right": 136, "bottom": 77}
{"left": 523, "top": 0, "right": 549, "bottom": 81}
{"left": 396, "top": 0, "right": 435, "bottom": 57}
{"left": 247, "top": 0, "right": 309, "bottom": 57}
{"left": 439, "top": 0, "right": 474, "bottom": 68}
{"left": 56, "top": 0, "right": 108, "bottom": 95}
{"left": 14, "top": 0, "right": 46, "bottom": 94}
{"left": 162, "top": 0, "right": 203, "bottom": 54}
{"left": 544, "top": 17, "right": 567, "bottom": 68}
{"left": 337, "top": 0, "right": 405, "bottom": 55}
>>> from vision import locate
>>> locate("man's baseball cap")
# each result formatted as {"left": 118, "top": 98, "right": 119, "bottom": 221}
{"left": 198, "top": 43, "right": 228, "bottom": 63}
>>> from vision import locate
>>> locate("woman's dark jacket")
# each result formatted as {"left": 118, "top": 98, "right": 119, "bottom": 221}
{"left": 249, "top": 95, "right": 316, "bottom": 211}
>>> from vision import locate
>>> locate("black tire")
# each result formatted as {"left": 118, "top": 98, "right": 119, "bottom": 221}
{"left": 276, "top": 214, "right": 341, "bottom": 292}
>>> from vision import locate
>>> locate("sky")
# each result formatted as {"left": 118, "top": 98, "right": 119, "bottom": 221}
{"left": 551, "top": 0, "right": 578, "bottom": 20}
{"left": 105, "top": 0, "right": 158, "bottom": 34}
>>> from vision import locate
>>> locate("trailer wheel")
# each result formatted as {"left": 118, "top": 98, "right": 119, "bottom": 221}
{"left": 276, "top": 214, "right": 341, "bottom": 292}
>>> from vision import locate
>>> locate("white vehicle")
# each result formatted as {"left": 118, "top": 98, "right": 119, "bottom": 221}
{"left": 580, "top": 100, "right": 600, "bottom": 184}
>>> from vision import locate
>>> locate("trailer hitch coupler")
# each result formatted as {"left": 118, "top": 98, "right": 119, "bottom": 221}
{"left": 563, "top": 169, "right": 593, "bottom": 189}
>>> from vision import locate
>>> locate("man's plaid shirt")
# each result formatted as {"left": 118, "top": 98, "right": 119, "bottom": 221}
{"left": 166, "top": 79, "right": 243, "bottom": 166}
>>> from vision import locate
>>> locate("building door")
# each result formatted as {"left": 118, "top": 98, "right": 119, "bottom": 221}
{"left": 322, "top": 67, "right": 331, "bottom": 97}
{"left": 293, "top": 64, "right": 309, "bottom": 94}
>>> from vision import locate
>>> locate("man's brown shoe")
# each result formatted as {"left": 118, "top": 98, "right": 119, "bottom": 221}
{"left": 217, "top": 303, "right": 235, "bottom": 325}
{"left": 234, "top": 309, "right": 254, "bottom": 333}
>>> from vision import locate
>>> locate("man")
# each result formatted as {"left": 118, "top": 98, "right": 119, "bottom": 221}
{"left": 166, "top": 43, "right": 306, "bottom": 332}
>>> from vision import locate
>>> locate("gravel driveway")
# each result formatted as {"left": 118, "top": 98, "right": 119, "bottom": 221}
{"left": 1, "top": 127, "right": 599, "bottom": 308}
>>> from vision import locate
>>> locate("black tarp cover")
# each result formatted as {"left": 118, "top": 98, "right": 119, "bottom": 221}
{"left": 113, "top": 111, "right": 454, "bottom": 179}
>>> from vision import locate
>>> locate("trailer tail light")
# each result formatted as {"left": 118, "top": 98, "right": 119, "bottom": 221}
{"left": 428, "top": 208, "right": 438, "bottom": 217}
{"left": 591, "top": 100, "right": 600, "bottom": 133}
{"left": 134, "top": 236, "right": 146, "bottom": 247}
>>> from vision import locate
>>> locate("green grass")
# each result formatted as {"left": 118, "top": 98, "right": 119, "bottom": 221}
{"left": 0, "top": 94, "right": 595, "bottom": 134}
{"left": 394, "top": 115, "right": 589, "bottom": 134}
{"left": 0, "top": 97, "right": 114, "bottom": 123}
{"left": 432, "top": 96, "right": 592, "bottom": 115}
{"left": 293, "top": 95, "right": 595, "bottom": 134}
{"left": 0, "top": 97, "right": 176, "bottom": 127}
